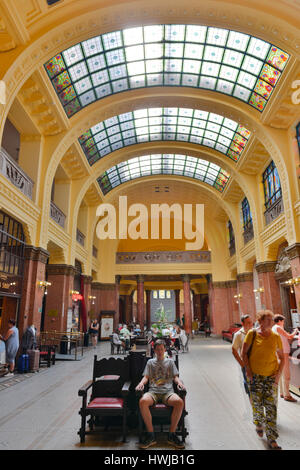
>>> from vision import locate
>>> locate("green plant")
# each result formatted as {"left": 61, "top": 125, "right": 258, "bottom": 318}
{"left": 151, "top": 303, "right": 172, "bottom": 337}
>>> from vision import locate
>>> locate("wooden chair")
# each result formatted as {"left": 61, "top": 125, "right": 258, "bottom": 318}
{"left": 38, "top": 345, "right": 56, "bottom": 367}
{"left": 78, "top": 356, "right": 131, "bottom": 443}
{"left": 135, "top": 357, "right": 188, "bottom": 443}
{"left": 109, "top": 335, "right": 126, "bottom": 355}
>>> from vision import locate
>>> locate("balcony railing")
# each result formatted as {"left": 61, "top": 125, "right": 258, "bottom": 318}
{"left": 243, "top": 223, "right": 254, "bottom": 244}
{"left": 264, "top": 197, "right": 284, "bottom": 225}
{"left": 50, "top": 201, "right": 66, "bottom": 228}
{"left": 116, "top": 250, "right": 211, "bottom": 264}
{"left": 76, "top": 229, "right": 85, "bottom": 246}
{"left": 0, "top": 147, "right": 34, "bottom": 200}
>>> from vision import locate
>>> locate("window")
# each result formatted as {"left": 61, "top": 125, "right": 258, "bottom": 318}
{"left": 0, "top": 211, "right": 25, "bottom": 276}
{"left": 241, "top": 197, "right": 252, "bottom": 230}
{"left": 228, "top": 220, "right": 235, "bottom": 255}
{"left": 44, "top": 24, "right": 289, "bottom": 117}
{"left": 79, "top": 107, "right": 251, "bottom": 165}
{"left": 98, "top": 154, "right": 230, "bottom": 194}
{"left": 262, "top": 160, "right": 282, "bottom": 210}
{"left": 159, "top": 290, "right": 165, "bottom": 299}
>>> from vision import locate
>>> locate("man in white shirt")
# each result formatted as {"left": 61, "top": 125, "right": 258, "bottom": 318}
{"left": 232, "top": 314, "right": 253, "bottom": 399}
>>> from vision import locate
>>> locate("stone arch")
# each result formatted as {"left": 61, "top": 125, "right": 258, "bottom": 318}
{"left": 265, "top": 236, "right": 289, "bottom": 261}
{"left": 47, "top": 240, "right": 67, "bottom": 265}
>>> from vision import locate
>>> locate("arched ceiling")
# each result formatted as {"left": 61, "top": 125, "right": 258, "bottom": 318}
{"left": 78, "top": 106, "right": 251, "bottom": 166}
{"left": 44, "top": 24, "right": 289, "bottom": 117}
{"left": 97, "top": 153, "right": 230, "bottom": 195}
{"left": 1, "top": 0, "right": 299, "bottom": 251}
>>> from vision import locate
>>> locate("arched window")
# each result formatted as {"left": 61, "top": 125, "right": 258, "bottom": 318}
{"left": 227, "top": 220, "right": 235, "bottom": 256}
{"left": 241, "top": 197, "right": 252, "bottom": 230}
{"left": 241, "top": 197, "right": 254, "bottom": 243}
{"left": 262, "top": 160, "right": 282, "bottom": 210}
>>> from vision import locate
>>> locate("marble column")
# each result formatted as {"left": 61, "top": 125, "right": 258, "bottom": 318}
{"left": 255, "top": 261, "right": 282, "bottom": 315}
{"left": 19, "top": 246, "right": 49, "bottom": 337}
{"left": 237, "top": 272, "right": 256, "bottom": 321}
{"left": 44, "top": 264, "right": 75, "bottom": 332}
{"left": 286, "top": 243, "right": 300, "bottom": 312}
{"left": 145, "top": 289, "right": 151, "bottom": 329}
{"left": 115, "top": 275, "right": 121, "bottom": 328}
{"left": 136, "top": 275, "right": 145, "bottom": 331}
{"left": 175, "top": 289, "right": 181, "bottom": 323}
{"left": 182, "top": 275, "right": 192, "bottom": 334}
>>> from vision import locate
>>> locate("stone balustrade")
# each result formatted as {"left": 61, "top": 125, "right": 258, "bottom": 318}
{"left": 50, "top": 201, "right": 66, "bottom": 228}
{"left": 0, "top": 147, "right": 33, "bottom": 200}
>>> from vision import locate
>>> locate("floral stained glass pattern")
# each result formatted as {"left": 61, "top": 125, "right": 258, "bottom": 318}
{"left": 44, "top": 25, "right": 290, "bottom": 117}
{"left": 97, "top": 154, "right": 230, "bottom": 195}
{"left": 78, "top": 107, "right": 251, "bottom": 165}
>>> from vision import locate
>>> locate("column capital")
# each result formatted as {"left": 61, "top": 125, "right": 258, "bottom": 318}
{"left": 82, "top": 274, "right": 93, "bottom": 284}
{"left": 91, "top": 282, "right": 116, "bottom": 290}
{"left": 255, "top": 261, "right": 277, "bottom": 273}
{"left": 237, "top": 272, "right": 254, "bottom": 283}
{"left": 115, "top": 275, "right": 121, "bottom": 285}
{"left": 46, "top": 264, "right": 76, "bottom": 276}
{"left": 212, "top": 280, "right": 237, "bottom": 288}
{"left": 181, "top": 274, "right": 190, "bottom": 283}
{"left": 25, "top": 245, "right": 49, "bottom": 264}
{"left": 136, "top": 274, "right": 145, "bottom": 283}
{"left": 286, "top": 243, "right": 300, "bottom": 260}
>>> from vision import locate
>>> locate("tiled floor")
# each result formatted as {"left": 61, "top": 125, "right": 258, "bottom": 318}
{"left": 0, "top": 337, "right": 300, "bottom": 450}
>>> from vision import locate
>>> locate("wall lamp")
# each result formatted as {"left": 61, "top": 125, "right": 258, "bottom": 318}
{"left": 284, "top": 277, "right": 300, "bottom": 294}
{"left": 38, "top": 280, "right": 52, "bottom": 295}
{"left": 88, "top": 295, "right": 96, "bottom": 304}
{"left": 253, "top": 287, "right": 264, "bottom": 300}
{"left": 70, "top": 290, "right": 79, "bottom": 295}
{"left": 234, "top": 293, "right": 242, "bottom": 304}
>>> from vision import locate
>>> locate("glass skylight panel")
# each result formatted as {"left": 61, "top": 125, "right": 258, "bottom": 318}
{"left": 45, "top": 25, "right": 290, "bottom": 117}
{"left": 78, "top": 107, "right": 251, "bottom": 165}
{"left": 97, "top": 154, "right": 230, "bottom": 194}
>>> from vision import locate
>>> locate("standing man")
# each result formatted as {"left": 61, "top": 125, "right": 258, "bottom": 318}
{"left": 232, "top": 314, "right": 254, "bottom": 400}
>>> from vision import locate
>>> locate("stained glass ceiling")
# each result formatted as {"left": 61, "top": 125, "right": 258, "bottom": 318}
{"left": 44, "top": 25, "right": 289, "bottom": 117}
{"left": 79, "top": 107, "right": 251, "bottom": 165}
{"left": 97, "top": 154, "right": 230, "bottom": 195}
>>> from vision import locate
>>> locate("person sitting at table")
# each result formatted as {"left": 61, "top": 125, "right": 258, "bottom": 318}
{"left": 120, "top": 324, "right": 131, "bottom": 350}
{"left": 134, "top": 324, "right": 142, "bottom": 336}
{"left": 112, "top": 328, "right": 125, "bottom": 351}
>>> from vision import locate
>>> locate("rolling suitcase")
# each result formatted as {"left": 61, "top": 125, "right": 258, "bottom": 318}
{"left": 27, "top": 349, "right": 40, "bottom": 372}
{"left": 17, "top": 354, "right": 29, "bottom": 373}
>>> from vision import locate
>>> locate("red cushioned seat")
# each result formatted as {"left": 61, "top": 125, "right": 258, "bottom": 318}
{"left": 151, "top": 403, "right": 169, "bottom": 409}
{"left": 87, "top": 397, "right": 124, "bottom": 409}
